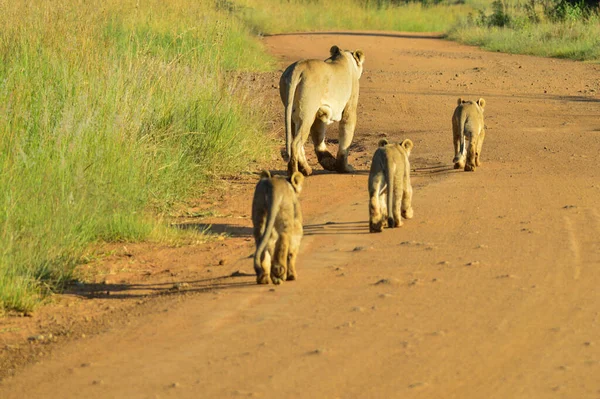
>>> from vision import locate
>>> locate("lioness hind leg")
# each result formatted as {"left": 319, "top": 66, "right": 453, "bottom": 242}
{"left": 311, "top": 119, "right": 337, "bottom": 171}
{"left": 289, "top": 122, "right": 313, "bottom": 176}
{"left": 335, "top": 107, "right": 357, "bottom": 173}
{"left": 298, "top": 145, "right": 312, "bottom": 176}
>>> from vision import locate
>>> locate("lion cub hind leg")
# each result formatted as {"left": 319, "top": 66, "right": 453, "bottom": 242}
{"left": 388, "top": 183, "right": 403, "bottom": 228}
{"left": 271, "top": 234, "right": 290, "bottom": 285}
{"left": 369, "top": 192, "right": 385, "bottom": 233}
{"left": 475, "top": 128, "right": 485, "bottom": 167}
{"left": 368, "top": 170, "right": 388, "bottom": 233}
{"left": 464, "top": 141, "right": 477, "bottom": 172}
{"left": 401, "top": 182, "right": 414, "bottom": 220}
{"left": 287, "top": 219, "right": 302, "bottom": 281}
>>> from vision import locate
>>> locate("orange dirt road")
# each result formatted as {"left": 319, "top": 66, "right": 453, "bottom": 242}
{"left": 2, "top": 32, "right": 600, "bottom": 398}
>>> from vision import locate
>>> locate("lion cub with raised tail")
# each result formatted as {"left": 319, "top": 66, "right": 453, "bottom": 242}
{"left": 368, "top": 138, "right": 414, "bottom": 233}
{"left": 452, "top": 97, "right": 486, "bottom": 171}
{"left": 252, "top": 171, "right": 304, "bottom": 284}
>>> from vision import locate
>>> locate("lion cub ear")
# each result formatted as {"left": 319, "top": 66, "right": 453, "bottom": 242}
{"left": 378, "top": 138, "right": 389, "bottom": 147}
{"left": 401, "top": 139, "right": 414, "bottom": 155}
{"left": 289, "top": 172, "right": 304, "bottom": 194}
{"left": 457, "top": 97, "right": 463, "bottom": 105}
{"left": 353, "top": 50, "right": 365, "bottom": 66}
{"left": 259, "top": 170, "right": 271, "bottom": 179}
{"left": 477, "top": 98, "right": 486, "bottom": 110}
{"left": 330, "top": 45, "right": 341, "bottom": 56}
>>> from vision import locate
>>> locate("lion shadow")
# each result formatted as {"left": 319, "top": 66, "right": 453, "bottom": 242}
{"left": 266, "top": 168, "right": 369, "bottom": 177}
{"left": 174, "top": 223, "right": 253, "bottom": 238}
{"left": 62, "top": 270, "right": 258, "bottom": 300}
{"left": 303, "top": 220, "right": 370, "bottom": 236}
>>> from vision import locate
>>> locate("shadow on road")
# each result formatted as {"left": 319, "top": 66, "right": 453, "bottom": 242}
{"left": 63, "top": 270, "right": 258, "bottom": 300}
{"left": 175, "top": 223, "right": 253, "bottom": 237}
{"left": 304, "top": 220, "right": 369, "bottom": 236}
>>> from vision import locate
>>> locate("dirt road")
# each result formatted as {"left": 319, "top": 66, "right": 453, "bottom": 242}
{"left": 2, "top": 32, "right": 600, "bottom": 398}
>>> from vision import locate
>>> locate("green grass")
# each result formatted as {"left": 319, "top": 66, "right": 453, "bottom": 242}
{"left": 231, "top": 0, "right": 480, "bottom": 34}
{"left": 448, "top": 5, "right": 600, "bottom": 61}
{"left": 448, "top": 19, "right": 600, "bottom": 60}
{"left": 0, "top": 0, "right": 275, "bottom": 312}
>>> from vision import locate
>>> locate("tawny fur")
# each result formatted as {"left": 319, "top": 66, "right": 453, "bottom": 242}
{"left": 279, "top": 45, "right": 365, "bottom": 176}
{"left": 452, "top": 97, "right": 486, "bottom": 172}
{"left": 368, "top": 139, "right": 414, "bottom": 233}
{"left": 251, "top": 171, "right": 304, "bottom": 285}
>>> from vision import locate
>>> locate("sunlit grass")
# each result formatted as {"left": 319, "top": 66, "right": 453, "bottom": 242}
{"left": 232, "top": 0, "right": 478, "bottom": 34}
{"left": 449, "top": 14, "right": 600, "bottom": 61}
{"left": 0, "top": 0, "right": 275, "bottom": 312}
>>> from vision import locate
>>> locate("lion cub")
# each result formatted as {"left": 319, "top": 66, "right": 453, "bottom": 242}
{"left": 252, "top": 171, "right": 304, "bottom": 284}
{"left": 452, "top": 97, "right": 486, "bottom": 171}
{"left": 368, "top": 138, "right": 414, "bottom": 233}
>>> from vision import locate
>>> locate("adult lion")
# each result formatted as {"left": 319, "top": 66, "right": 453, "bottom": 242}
{"left": 279, "top": 45, "right": 365, "bottom": 176}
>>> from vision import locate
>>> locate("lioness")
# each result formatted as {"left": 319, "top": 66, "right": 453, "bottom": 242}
{"left": 368, "top": 139, "right": 414, "bottom": 233}
{"left": 280, "top": 45, "right": 365, "bottom": 176}
{"left": 252, "top": 171, "right": 304, "bottom": 284}
{"left": 452, "top": 97, "right": 486, "bottom": 171}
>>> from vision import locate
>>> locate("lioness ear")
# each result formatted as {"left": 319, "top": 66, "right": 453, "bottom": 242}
{"left": 457, "top": 97, "right": 463, "bottom": 105}
{"left": 290, "top": 172, "right": 304, "bottom": 194}
{"left": 378, "top": 138, "right": 389, "bottom": 147}
{"left": 330, "top": 45, "right": 341, "bottom": 57}
{"left": 477, "top": 98, "right": 486, "bottom": 109}
{"left": 401, "top": 139, "right": 414, "bottom": 155}
{"left": 259, "top": 170, "right": 271, "bottom": 179}
{"left": 353, "top": 50, "right": 365, "bottom": 65}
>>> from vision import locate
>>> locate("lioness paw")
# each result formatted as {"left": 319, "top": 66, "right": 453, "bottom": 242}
{"left": 257, "top": 274, "right": 270, "bottom": 285}
{"left": 271, "top": 276, "right": 284, "bottom": 285}
{"left": 369, "top": 221, "right": 384, "bottom": 233}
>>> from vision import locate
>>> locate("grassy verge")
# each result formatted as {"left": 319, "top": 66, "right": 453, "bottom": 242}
{"left": 447, "top": 0, "right": 600, "bottom": 61}
{"left": 0, "top": 0, "right": 275, "bottom": 312}
{"left": 230, "top": 0, "right": 479, "bottom": 34}
{"left": 448, "top": 20, "right": 600, "bottom": 60}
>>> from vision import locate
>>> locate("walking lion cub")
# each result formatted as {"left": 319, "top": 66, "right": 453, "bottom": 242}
{"left": 452, "top": 97, "right": 486, "bottom": 171}
{"left": 252, "top": 171, "right": 304, "bottom": 284}
{"left": 368, "top": 138, "right": 414, "bottom": 233}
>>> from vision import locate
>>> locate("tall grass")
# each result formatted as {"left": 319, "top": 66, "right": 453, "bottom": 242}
{"left": 230, "top": 0, "right": 480, "bottom": 34}
{"left": 448, "top": 0, "right": 600, "bottom": 60}
{"left": 0, "top": 0, "right": 274, "bottom": 312}
{"left": 448, "top": 18, "right": 600, "bottom": 60}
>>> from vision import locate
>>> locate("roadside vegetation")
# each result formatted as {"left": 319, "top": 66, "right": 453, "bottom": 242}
{"left": 448, "top": 0, "right": 600, "bottom": 60}
{"left": 228, "top": 0, "right": 481, "bottom": 33}
{"left": 0, "top": 0, "right": 274, "bottom": 312}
